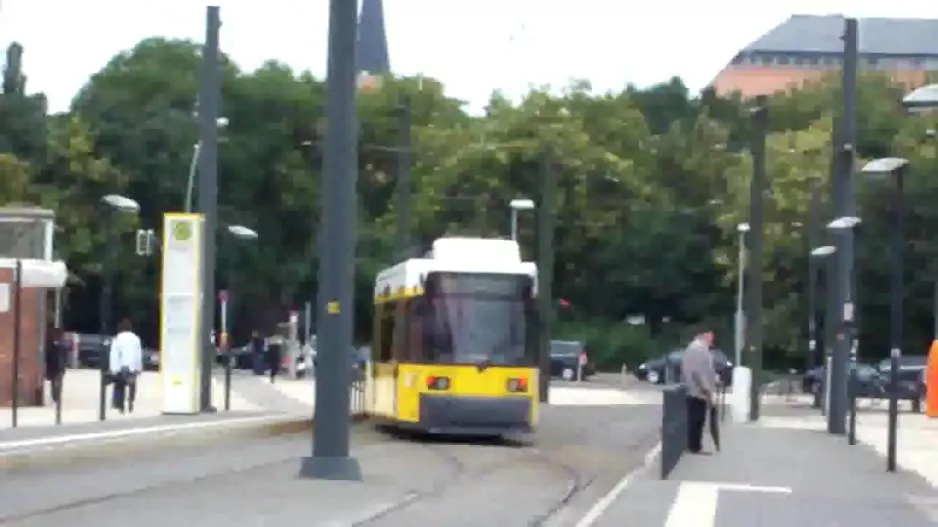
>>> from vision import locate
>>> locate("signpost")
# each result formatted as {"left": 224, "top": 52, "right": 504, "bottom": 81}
{"left": 160, "top": 213, "right": 204, "bottom": 415}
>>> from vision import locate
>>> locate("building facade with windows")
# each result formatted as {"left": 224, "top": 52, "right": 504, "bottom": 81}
{"left": 709, "top": 15, "right": 938, "bottom": 97}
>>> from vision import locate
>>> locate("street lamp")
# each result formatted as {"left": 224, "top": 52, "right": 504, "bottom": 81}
{"left": 98, "top": 194, "right": 140, "bottom": 421}
{"left": 509, "top": 198, "right": 535, "bottom": 241}
{"left": 902, "top": 87, "right": 938, "bottom": 340}
{"left": 734, "top": 222, "right": 750, "bottom": 367}
{"left": 861, "top": 156, "right": 909, "bottom": 472}
{"left": 808, "top": 244, "right": 836, "bottom": 410}
{"left": 219, "top": 223, "right": 258, "bottom": 411}
{"left": 901, "top": 83, "right": 938, "bottom": 113}
{"left": 823, "top": 215, "right": 862, "bottom": 419}
{"left": 227, "top": 224, "right": 258, "bottom": 240}
{"left": 184, "top": 116, "right": 229, "bottom": 213}
{"left": 811, "top": 245, "right": 836, "bottom": 257}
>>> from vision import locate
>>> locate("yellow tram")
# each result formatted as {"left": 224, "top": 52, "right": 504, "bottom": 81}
{"left": 365, "top": 236, "right": 540, "bottom": 435}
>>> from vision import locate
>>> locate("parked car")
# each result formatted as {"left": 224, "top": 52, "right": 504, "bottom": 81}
{"left": 70, "top": 333, "right": 111, "bottom": 369}
{"left": 549, "top": 340, "right": 595, "bottom": 381}
{"left": 804, "top": 360, "right": 925, "bottom": 411}
{"left": 636, "top": 348, "right": 733, "bottom": 386}
{"left": 143, "top": 348, "right": 159, "bottom": 370}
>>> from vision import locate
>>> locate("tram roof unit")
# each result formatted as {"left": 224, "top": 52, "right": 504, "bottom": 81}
{"left": 373, "top": 237, "right": 537, "bottom": 301}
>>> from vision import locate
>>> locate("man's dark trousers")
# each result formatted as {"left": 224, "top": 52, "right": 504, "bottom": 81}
{"left": 686, "top": 395, "right": 708, "bottom": 453}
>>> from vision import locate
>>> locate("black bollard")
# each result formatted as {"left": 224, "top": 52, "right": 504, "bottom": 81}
{"left": 224, "top": 351, "right": 232, "bottom": 411}
{"left": 847, "top": 367, "right": 857, "bottom": 445}
{"left": 887, "top": 348, "right": 899, "bottom": 471}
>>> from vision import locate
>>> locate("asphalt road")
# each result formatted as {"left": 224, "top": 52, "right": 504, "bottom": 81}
{"left": 0, "top": 389, "right": 661, "bottom": 527}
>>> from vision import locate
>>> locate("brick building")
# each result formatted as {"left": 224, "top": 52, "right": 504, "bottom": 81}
{"left": 709, "top": 15, "right": 938, "bottom": 97}
{"left": 0, "top": 207, "right": 65, "bottom": 408}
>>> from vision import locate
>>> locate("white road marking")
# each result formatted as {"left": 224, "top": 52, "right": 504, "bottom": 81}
{"left": 0, "top": 415, "right": 295, "bottom": 451}
{"left": 573, "top": 441, "right": 662, "bottom": 527}
{"left": 664, "top": 481, "right": 791, "bottom": 527}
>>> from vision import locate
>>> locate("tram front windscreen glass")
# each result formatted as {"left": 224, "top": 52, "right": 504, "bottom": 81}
{"left": 424, "top": 273, "right": 532, "bottom": 365}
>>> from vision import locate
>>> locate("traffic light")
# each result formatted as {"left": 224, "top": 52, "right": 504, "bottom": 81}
{"left": 135, "top": 229, "right": 158, "bottom": 256}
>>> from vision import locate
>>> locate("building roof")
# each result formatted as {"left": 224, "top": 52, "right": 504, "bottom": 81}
{"left": 357, "top": 0, "right": 391, "bottom": 75}
{"left": 744, "top": 15, "right": 938, "bottom": 56}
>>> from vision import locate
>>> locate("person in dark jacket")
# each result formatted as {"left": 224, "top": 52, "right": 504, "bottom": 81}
{"left": 251, "top": 330, "right": 266, "bottom": 376}
{"left": 45, "top": 327, "right": 69, "bottom": 405}
{"left": 266, "top": 336, "right": 282, "bottom": 383}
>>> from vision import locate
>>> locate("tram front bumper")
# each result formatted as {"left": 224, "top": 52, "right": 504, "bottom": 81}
{"left": 418, "top": 394, "right": 532, "bottom": 434}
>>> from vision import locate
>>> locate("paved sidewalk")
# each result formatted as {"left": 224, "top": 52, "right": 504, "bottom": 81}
{"left": 760, "top": 399, "right": 938, "bottom": 491}
{"left": 589, "top": 416, "right": 938, "bottom": 526}
{"left": 0, "top": 370, "right": 260, "bottom": 430}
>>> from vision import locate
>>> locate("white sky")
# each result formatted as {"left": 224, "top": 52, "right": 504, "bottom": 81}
{"left": 0, "top": 0, "right": 933, "bottom": 114}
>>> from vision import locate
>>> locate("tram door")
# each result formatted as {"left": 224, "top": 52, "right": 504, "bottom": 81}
{"left": 372, "top": 302, "right": 398, "bottom": 417}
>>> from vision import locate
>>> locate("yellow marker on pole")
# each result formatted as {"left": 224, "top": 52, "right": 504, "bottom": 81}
{"left": 327, "top": 301, "right": 340, "bottom": 315}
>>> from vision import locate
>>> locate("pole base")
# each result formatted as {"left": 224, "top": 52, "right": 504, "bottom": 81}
{"left": 298, "top": 455, "right": 363, "bottom": 481}
{"left": 201, "top": 405, "right": 218, "bottom": 414}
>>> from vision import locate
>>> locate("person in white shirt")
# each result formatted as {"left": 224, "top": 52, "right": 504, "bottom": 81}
{"left": 109, "top": 318, "right": 143, "bottom": 413}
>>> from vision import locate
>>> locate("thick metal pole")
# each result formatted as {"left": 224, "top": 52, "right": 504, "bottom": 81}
{"left": 887, "top": 168, "right": 905, "bottom": 472}
{"left": 734, "top": 231, "right": 745, "bottom": 367}
{"left": 806, "top": 179, "right": 819, "bottom": 372}
{"left": 537, "top": 145, "right": 556, "bottom": 404}
{"left": 300, "top": 0, "right": 361, "bottom": 481}
{"left": 10, "top": 259, "right": 22, "bottom": 428}
{"left": 747, "top": 95, "right": 768, "bottom": 422}
{"left": 396, "top": 94, "right": 412, "bottom": 258}
{"left": 829, "top": 18, "right": 858, "bottom": 435}
{"left": 197, "top": 6, "right": 221, "bottom": 413}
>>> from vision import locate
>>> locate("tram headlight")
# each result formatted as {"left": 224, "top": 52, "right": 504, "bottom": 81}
{"left": 507, "top": 377, "right": 528, "bottom": 393}
{"left": 426, "top": 376, "right": 450, "bottom": 390}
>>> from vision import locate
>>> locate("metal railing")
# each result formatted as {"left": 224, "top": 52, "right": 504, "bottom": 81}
{"left": 660, "top": 384, "right": 688, "bottom": 479}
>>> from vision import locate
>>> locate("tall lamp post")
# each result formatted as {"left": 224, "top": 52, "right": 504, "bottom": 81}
{"left": 809, "top": 244, "right": 836, "bottom": 409}
{"left": 509, "top": 198, "right": 535, "bottom": 241}
{"left": 901, "top": 84, "right": 938, "bottom": 339}
{"left": 824, "top": 215, "right": 861, "bottom": 419}
{"left": 861, "top": 157, "right": 909, "bottom": 472}
{"left": 98, "top": 194, "right": 141, "bottom": 421}
{"left": 733, "top": 222, "right": 749, "bottom": 368}
{"left": 746, "top": 95, "right": 769, "bottom": 422}
{"left": 219, "top": 224, "right": 258, "bottom": 412}
{"left": 184, "top": 117, "right": 229, "bottom": 213}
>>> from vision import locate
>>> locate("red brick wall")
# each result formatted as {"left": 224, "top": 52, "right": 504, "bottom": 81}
{"left": 0, "top": 267, "right": 43, "bottom": 407}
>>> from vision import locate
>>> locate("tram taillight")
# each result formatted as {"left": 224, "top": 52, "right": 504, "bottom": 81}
{"left": 507, "top": 377, "right": 528, "bottom": 393}
{"left": 426, "top": 376, "right": 450, "bottom": 390}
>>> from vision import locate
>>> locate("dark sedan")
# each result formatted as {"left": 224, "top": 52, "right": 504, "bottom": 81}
{"left": 636, "top": 349, "right": 733, "bottom": 386}
{"left": 549, "top": 340, "right": 595, "bottom": 381}
{"left": 804, "top": 360, "right": 925, "bottom": 411}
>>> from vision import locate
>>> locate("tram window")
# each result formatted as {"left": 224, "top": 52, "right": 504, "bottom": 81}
{"left": 421, "top": 273, "right": 531, "bottom": 365}
{"left": 377, "top": 302, "right": 395, "bottom": 362}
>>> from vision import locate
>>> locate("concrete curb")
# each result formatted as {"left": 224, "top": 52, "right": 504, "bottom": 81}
{"left": 0, "top": 413, "right": 368, "bottom": 471}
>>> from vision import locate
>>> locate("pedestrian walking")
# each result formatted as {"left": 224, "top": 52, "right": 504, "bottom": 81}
{"left": 681, "top": 330, "right": 718, "bottom": 454}
{"left": 251, "top": 330, "right": 266, "bottom": 376}
{"left": 108, "top": 318, "right": 143, "bottom": 414}
{"left": 45, "top": 326, "right": 69, "bottom": 405}
{"left": 267, "top": 335, "right": 283, "bottom": 383}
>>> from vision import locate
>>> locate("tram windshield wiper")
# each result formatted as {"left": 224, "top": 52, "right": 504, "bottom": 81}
{"left": 475, "top": 358, "right": 493, "bottom": 371}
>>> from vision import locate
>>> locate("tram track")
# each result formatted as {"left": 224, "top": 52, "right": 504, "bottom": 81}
{"left": 349, "top": 430, "right": 593, "bottom": 527}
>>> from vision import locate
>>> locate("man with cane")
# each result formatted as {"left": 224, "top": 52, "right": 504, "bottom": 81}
{"left": 681, "top": 330, "right": 719, "bottom": 454}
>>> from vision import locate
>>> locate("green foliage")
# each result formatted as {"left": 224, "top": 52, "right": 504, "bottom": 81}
{"left": 2, "top": 38, "right": 937, "bottom": 368}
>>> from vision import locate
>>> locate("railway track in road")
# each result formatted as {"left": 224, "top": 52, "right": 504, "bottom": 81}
{"left": 349, "top": 429, "right": 591, "bottom": 527}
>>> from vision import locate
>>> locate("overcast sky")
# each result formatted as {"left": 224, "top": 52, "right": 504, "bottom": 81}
{"left": 0, "top": 0, "right": 933, "bottom": 113}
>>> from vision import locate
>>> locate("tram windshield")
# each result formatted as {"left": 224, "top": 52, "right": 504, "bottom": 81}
{"left": 422, "top": 272, "right": 534, "bottom": 366}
